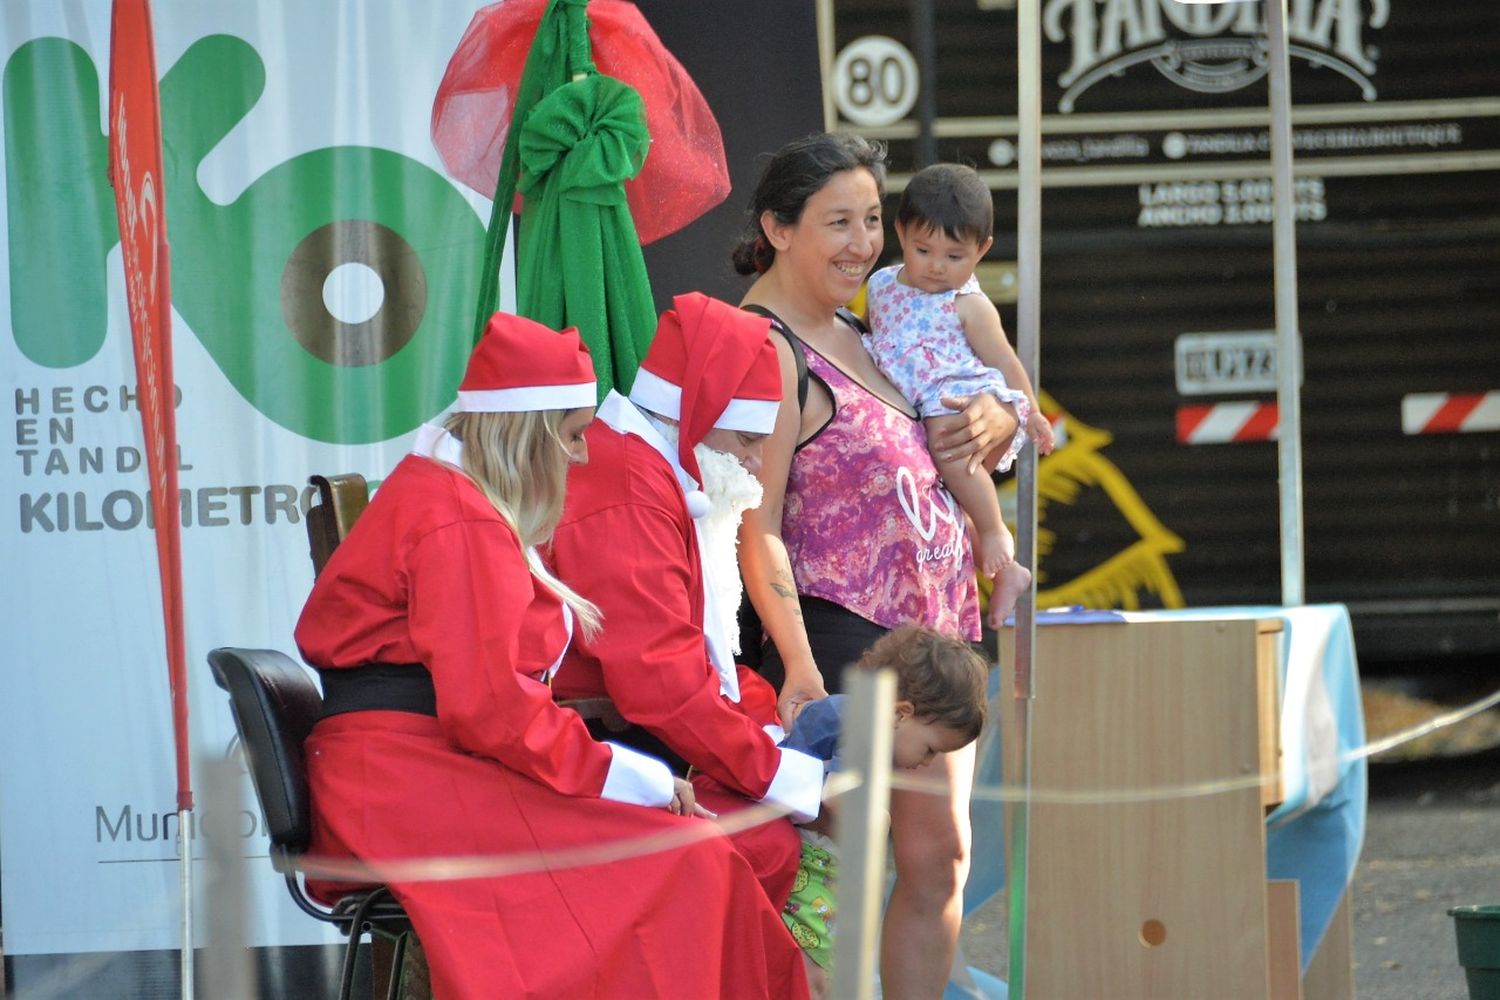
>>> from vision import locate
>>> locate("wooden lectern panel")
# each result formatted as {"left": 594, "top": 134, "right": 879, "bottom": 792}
{"left": 1267, "top": 880, "right": 1305, "bottom": 1000}
{"left": 1302, "top": 889, "right": 1355, "bottom": 1000}
{"left": 1002, "top": 619, "right": 1278, "bottom": 1000}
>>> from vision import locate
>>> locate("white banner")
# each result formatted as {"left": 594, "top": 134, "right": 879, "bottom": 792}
{"left": 1, "top": 1, "right": 498, "bottom": 956}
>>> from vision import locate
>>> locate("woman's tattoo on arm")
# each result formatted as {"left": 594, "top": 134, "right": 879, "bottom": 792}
{"left": 771, "top": 572, "right": 804, "bottom": 624}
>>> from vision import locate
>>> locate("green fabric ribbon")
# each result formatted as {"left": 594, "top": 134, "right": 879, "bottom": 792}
{"left": 469, "top": 0, "right": 657, "bottom": 402}
{"left": 514, "top": 74, "right": 655, "bottom": 399}
{"left": 519, "top": 74, "right": 645, "bottom": 202}
{"left": 470, "top": 1, "right": 573, "bottom": 345}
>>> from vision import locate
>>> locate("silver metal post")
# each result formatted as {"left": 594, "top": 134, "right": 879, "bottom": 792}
{"left": 1009, "top": 3, "right": 1044, "bottom": 996}
{"left": 179, "top": 808, "right": 196, "bottom": 1000}
{"left": 815, "top": 0, "right": 837, "bottom": 131}
{"left": 1266, "top": 0, "right": 1306, "bottom": 606}
{"left": 1014, "top": 1, "right": 1042, "bottom": 700}
{"left": 828, "top": 666, "right": 895, "bottom": 1000}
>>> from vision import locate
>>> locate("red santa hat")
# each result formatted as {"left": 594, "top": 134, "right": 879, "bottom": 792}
{"left": 457, "top": 312, "right": 596, "bottom": 412}
{"left": 628, "top": 293, "right": 780, "bottom": 486}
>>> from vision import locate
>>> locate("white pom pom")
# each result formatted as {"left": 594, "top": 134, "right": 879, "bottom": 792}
{"left": 685, "top": 490, "right": 712, "bottom": 519}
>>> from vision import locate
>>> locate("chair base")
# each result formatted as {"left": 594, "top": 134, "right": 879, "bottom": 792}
{"left": 330, "top": 886, "right": 415, "bottom": 1000}
{"left": 374, "top": 932, "right": 432, "bottom": 1000}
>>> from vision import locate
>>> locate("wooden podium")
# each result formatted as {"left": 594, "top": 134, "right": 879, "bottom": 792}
{"left": 1000, "top": 617, "right": 1353, "bottom": 1000}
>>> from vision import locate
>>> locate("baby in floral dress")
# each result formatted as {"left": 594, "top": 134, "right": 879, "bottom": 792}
{"left": 865, "top": 163, "right": 1055, "bottom": 622}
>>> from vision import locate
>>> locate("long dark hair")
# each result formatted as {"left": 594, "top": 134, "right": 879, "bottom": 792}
{"left": 731, "top": 132, "right": 888, "bottom": 276}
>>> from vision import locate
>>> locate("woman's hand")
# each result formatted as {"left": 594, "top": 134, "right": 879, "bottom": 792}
{"left": 778, "top": 670, "right": 829, "bottom": 729}
{"left": 934, "top": 393, "right": 1021, "bottom": 475}
{"left": 668, "top": 777, "right": 717, "bottom": 819}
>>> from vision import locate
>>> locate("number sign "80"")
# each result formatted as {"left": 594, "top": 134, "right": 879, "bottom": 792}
{"left": 833, "top": 35, "right": 918, "bottom": 128}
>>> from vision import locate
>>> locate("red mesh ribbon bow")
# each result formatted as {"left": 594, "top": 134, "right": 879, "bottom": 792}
{"left": 432, "top": 0, "right": 730, "bottom": 245}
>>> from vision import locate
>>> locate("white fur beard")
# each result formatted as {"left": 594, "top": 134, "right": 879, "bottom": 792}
{"left": 695, "top": 447, "right": 764, "bottom": 655}
{"left": 651, "top": 418, "right": 764, "bottom": 656}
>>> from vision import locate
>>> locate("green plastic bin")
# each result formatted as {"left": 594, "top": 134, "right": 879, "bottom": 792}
{"left": 1451, "top": 905, "right": 1500, "bottom": 1000}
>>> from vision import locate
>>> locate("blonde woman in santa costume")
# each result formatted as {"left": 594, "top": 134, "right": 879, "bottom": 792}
{"left": 295, "top": 312, "right": 809, "bottom": 1000}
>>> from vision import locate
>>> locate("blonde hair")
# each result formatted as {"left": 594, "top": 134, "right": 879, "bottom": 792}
{"left": 442, "top": 409, "right": 602, "bottom": 637}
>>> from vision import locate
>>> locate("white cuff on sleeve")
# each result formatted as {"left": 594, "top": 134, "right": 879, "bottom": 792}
{"left": 763, "top": 747, "right": 825, "bottom": 825}
{"left": 600, "top": 742, "right": 675, "bottom": 808}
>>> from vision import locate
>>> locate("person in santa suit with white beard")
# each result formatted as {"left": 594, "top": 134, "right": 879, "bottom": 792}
{"left": 549, "top": 292, "right": 826, "bottom": 911}
{"left": 295, "top": 311, "right": 809, "bottom": 1000}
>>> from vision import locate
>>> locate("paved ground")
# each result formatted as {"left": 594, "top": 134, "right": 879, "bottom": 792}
{"left": 957, "top": 748, "right": 1500, "bottom": 999}
{"left": 1352, "top": 750, "right": 1500, "bottom": 999}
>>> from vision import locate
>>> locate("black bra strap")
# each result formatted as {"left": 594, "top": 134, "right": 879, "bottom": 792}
{"left": 741, "top": 303, "right": 810, "bottom": 412}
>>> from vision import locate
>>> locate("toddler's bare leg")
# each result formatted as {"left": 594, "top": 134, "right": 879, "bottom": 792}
{"left": 803, "top": 954, "right": 827, "bottom": 1000}
{"left": 926, "top": 417, "right": 1011, "bottom": 578}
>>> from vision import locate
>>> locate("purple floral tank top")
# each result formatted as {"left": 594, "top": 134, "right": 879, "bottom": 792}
{"left": 782, "top": 342, "right": 981, "bottom": 641}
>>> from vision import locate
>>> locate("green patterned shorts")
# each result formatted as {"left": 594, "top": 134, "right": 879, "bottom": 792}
{"left": 781, "top": 832, "right": 839, "bottom": 970}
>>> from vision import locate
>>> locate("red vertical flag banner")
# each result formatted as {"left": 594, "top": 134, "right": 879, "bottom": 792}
{"left": 108, "top": 0, "right": 191, "bottom": 813}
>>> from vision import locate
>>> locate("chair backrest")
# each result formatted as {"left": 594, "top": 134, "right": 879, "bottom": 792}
{"left": 208, "top": 647, "right": 325, "bottom": 859}
{"left": 306, "top": 474, "right": 370, "bottom": 577}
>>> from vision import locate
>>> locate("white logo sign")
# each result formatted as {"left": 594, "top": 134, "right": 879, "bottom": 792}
{"left": 1043, "top": 0, "right": 1390, "bottom": 112}
{"left": 1175, "top": 331, "right": 1279, "bottom": 396}
{"left": 833, "top": 35, "right": 919, "bottom": 127}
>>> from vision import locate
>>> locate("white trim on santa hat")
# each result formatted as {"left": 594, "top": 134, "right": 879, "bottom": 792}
{"left": 627, "top": 367, "right": 683, "bottom": 420}
{"left": 716, "top": 397, "right": 780, "bottom": 434}
{"left": 457, "top": 382, "right": 596, "bottom": 413}
{"left": 628, "top": 368, "right": 779, "bottom": 434}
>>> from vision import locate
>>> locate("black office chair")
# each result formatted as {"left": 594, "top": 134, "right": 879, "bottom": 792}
{"left": 306, "top": 473, "right": 369, "bottom": 578}
{"left": 208, "top": 646, "right": 412, "bottom": 1000}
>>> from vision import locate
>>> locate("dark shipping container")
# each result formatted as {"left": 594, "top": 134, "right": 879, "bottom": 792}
{"left": 819, "top": 0, "right": 1500, "bottom": 666}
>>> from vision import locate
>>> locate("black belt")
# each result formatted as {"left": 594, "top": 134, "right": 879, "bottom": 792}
{"left": 319, "top": 663, "right": 437, "bottom": 718}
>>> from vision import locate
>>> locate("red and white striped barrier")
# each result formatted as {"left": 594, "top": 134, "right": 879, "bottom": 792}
{"left": 1401, "top": 392, "right": 1500, "bottom": 435}
{"left": 1176, "top": 401, "right": 1279, "bottom": 444}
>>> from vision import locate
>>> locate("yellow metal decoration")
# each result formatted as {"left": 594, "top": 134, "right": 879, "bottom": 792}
{"left": 983, "top": 392, "right": 1186, "bottom": 613}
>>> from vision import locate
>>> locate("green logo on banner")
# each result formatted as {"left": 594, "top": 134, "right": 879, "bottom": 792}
{"left": 5, "top": 35, "right": 483, "bottom": 443}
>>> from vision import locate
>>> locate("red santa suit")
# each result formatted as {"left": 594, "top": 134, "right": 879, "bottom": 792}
{"left": 295, "top": 432, "right": 808, "bottom": 993}
{"left": 549, "top": 296, "right": 824, "bottom": 910}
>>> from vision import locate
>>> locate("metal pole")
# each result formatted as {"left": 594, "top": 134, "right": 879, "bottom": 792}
{"left": 828, "top": 667, "right": 895, "bottom": 1000}
{"left": 815, "top": 0, "right": 837, "bottom": 131}
{"left": 1009, "top": 2, "right": 1043, "bottom": 997}
{"left": 1266, "top": 0, "right": 1306, "bottom": 606}
{"left": 179, "top": 810, "right": 195, "bottom": 999}
{"left": 1014, "top": 6, "right": 1042, "bottom": 703}
{"left": 911, "top": 0, "right": 938, "bottom": 168}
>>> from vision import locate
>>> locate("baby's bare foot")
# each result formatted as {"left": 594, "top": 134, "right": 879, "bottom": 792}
{"left": 988, "top": 559, "right": 1033, "bottom": 627}
{"left": 977, "top": 530, "right": 1013, "bottom": 579}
